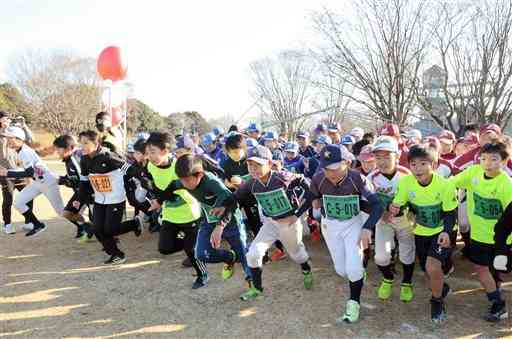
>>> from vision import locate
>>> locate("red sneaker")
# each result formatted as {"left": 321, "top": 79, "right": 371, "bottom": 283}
{"left": 311, "top": 226, "right": 321, "bottom": 242}
{"left": 271, "top": 248, "right": 287, "bottom": 261}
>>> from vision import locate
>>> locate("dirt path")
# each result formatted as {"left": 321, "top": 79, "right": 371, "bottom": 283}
{"left": 1, "top": 163, "right": 511, "bottom": 338}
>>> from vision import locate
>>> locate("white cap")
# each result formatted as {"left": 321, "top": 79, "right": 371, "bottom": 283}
{"left": 405, "top": 129, "right": 422, "bottom": 140}
{"left": 372, "top": 136, "right": 398, "bottom": 153}
{"left": 351, "top": 127, "right": 364, "bottom": 137}
{"left": 1, "top": 126, "right": 25, "bottom": 141}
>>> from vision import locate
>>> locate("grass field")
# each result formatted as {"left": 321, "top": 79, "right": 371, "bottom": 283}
{"left": 1, "top": 162, "right": 512, "bottom": 338}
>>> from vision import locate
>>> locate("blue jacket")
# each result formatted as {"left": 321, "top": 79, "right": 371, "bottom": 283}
{"left": 283, "top": 155, "right": 305, "bottom": 174}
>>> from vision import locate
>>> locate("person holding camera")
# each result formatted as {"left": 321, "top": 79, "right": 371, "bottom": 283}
{"left": 0, "top": 111, "right": 35, "bottom": 234}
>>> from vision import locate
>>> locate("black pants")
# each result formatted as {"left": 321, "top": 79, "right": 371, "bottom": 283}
{"left": 92, "top": 202, "right": 137, "bottom": 256}
{"left": 1, "top": 178, "right": 33, "bottom": 225}
{"left": 159, "top": 220, "right": 206, "bottom": 278}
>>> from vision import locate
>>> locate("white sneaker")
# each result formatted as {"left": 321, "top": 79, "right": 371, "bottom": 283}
{"left": 4, "top": 224, "right": 16, "bottom": 234}
{"left": 22, "top": 223, "right": 34, "bottom": 231}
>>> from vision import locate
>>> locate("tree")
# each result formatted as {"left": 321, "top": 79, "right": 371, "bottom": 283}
{"left": 7, "top": 49, "right": 100, "bottom": 135}
{"left": 419, "top": 0, "right": 512, "bottom": 136}
{"left": 250, "top": 50, "right": 315, "bottom": 136}
{"left": 0, "top": 83, "right": 32, "bottom": 122}
{"left": 311, "top": 69, "right": 353, "bottom": 126}
{"left": 166, "top": 111, "right": 211, "bottom": 136}
{"left": 208, "top": 114, "right": 237, "bottom": 131}
{"left": 313, "top": 0, "right": 430, "bottom": 127}
{"left": 126, "top": 99, "right": 165, "bottom": 135}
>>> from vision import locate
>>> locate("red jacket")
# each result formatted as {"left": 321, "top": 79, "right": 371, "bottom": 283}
{"left": 453, "top": 147, "right": 512, "bottom": 176}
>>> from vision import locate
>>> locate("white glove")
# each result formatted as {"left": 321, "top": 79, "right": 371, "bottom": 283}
{"left": 494, "top": 255, "right": 508, "bottom": 271}
{"left": 312, "top": 208, "right": 322, "bottom": 221}
{"left": 135, "top": 186, "right": 148, "bottom": 203}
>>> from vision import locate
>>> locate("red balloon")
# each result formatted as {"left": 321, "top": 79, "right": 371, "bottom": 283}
{"left": 111, "top": 106, "right": 124, "bottom": 126}
{"left": 97, "top": 46, "right": 128, "bottom": 81}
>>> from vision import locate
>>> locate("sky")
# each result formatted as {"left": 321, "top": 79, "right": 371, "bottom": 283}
{"left": 0, "top": 0, "right": 346, "bottom": 121}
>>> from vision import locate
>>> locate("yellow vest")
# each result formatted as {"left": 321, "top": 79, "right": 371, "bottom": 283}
{"left": 147, "top": 160, "right": 201, "bottom": 224}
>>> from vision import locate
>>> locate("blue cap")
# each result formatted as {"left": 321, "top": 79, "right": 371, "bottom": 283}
{"left": 136, "top": 132, "right": 149, "bottom": 141}
{"left": 283, "top": 142, "right": 299, "bottom": 153}
{"left": 263, "top": 131, "right": 278, "bottom": 141}
{"left": 247, "top": 145, "right": 272, "bottom": 165}
{"left": 202, "top": 132, "right": 217, "bottom": 146}
{"left": 247, "top": 122, "right": 259, "bottom": 133}
{"left": 272, "top": 149, "right": 284, "bottom": 162}
{"left": 341, "top": 135, "right": 355, "bottom": 145}
{"left": 174, "top": 136, "right": 195, "bottom": 151}
{"left": 246, "top": 138, "right": 259, "bottom": 148}
{"left": 213, "top": 127, "right": 224, "bottom": 136}
{"left": 319, "top": 144, "right": 353, "bottom": 169}
{"left": 315, "top": 135, "right": 332, "bottom": 145}
{"left": 328, "top": 123, "right": 340, "bottom": 132}
{"left": 297, "top": 131, "right": 310, "bottom": 138}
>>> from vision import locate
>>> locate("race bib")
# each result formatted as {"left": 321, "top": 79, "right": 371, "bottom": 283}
{"left": 89, "top": 175, "right": 113, "bottom": 193}
{"left": 323, "top": 195, "right": 360, "bottom": 221}
{"left": 202, "top": 203, "right": 222, "bottom": 224}
{"left": 254, "top": 188, "right": 292, "bottom": 217}
{"left": 412, "top": 203, "right": 442, "bottom": 228}
{"left": 474, "top": 193, "right": 503, "bottom": 220}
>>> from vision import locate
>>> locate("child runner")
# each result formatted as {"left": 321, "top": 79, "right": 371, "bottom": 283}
{"left": 75, "top": 130, "right": 144, "bottom": 265}
{"left": 125, "top": 138, "right": 160, "bottom": 232}
{"left": 221, "top": 132, "right": 261, "bottom": 240}
{"left": 390, "top": 145, "right": 458, "bottom": 324}
{"left": 144, "top": 132, "right": 206, "bottom": 287}
{"left": 367, "top": 136, "right": 415, "bottom": 302}
{"left": 296, "top": 131, "right": 316, "bottom": 158}
{"left": 283, "top": 142, "right": 305, "bottom": 174}
{"left": 173, "top": 154, "right": 252, "bottom": 294}
{"left": 452, "top": 142, "right": 512, "bottom": 322}
{"left": 0, "top": 112, "right": 35, "bottom": 234}
{"left": 53, "top": 135, "right": 95, "bottom": 242}
{"left": 356, "top": 145, "right": 377, "bottom": 176}
{"left": 234, "top": 145, "right": 313, "bottom": 301}
{"left": 310, "top": 144, "right": 383, "bottom": 323}
{"left": 0, "top": 126, "right": 65, "bottom": 237}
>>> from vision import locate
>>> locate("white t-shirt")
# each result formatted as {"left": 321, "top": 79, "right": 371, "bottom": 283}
{"left": 367, "top": 165, "right": 411, "bottom": 227}
{"left": 17, "top": 144, "right": 57, "bottom": 183}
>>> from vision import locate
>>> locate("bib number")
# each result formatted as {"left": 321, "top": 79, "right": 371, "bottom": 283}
{"left": 89, "top": 175, "right": 113, "bottom": 193}
{"left": 254, "top": 188, "right": 292, "bottom": 217}
{"left": 412, "top": 203, "right": 442, "bottom": 228}
{"left": 474, "top": 193, "right": 503, "bottom": 220}
{"left": 323, "top": 195, "right": 360, "bottom": 221}
{"left": 202, "top": 203, "right": 222, "bottom": 224}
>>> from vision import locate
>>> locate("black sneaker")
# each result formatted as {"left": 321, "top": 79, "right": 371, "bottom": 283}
{"left": 133, "top": 215, "right": 143, "bottom": 237}
{"left": 104, "top": 253, "right": 126, "bottom": 265}
{"left": 485, "top": 301, "right": 508, "bottom": 322}
{"left": 431, "top": 297, "right": 447, "bottom": 324}
{"left": 461, "top": 245, "right": 470, "bottom": 259}
{"left": 192, "top": 275, "right": 209, "bottom": 289}
{"left": 75, "top": 225, "right": 84, "bottom": 238}
{"left": 149, "top": 222, "right": 161, "bottom": 233}
{"left": 26, "top": 224, "right": 47, "bottom": 237}
{"left": 442, "top": 283, "right": 451, "bottom": 299}
{"left": 182, "top": 257, "right": 193, "bottom": 268}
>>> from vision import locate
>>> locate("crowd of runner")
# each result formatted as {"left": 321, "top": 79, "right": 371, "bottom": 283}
{"left": 1, "top": 110, "right": 512, "bottom": 326}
